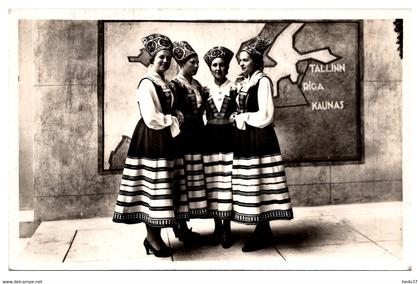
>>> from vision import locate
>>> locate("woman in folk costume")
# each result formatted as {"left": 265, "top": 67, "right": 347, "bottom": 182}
{"left": 202, "top": 46, "right": 237, "bottom": 249}
{"left": 233, "top": 36, "right": 294, "bottom": 252}
{"left": 112, "top": 33, "right": 183, "bottom": 258}
{"left": 169, "top": 41, "right": 207, "bottom": 245}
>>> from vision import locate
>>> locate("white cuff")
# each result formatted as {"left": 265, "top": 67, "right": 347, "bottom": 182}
{"left": 235, "top": 113, "right": 249, "bottom": 130}
{"left": 170, "top": 116, "right": 181, "bottom": 137}
{"left": 203, "top": 112, "right": 207, "bottom": 125}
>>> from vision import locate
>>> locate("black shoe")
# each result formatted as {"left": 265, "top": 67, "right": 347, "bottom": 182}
{"left": 241, "top": 233, "right": 273, "bottom": 252}
{"left": 242, "top": 237, "right": 273, "bottom": 252}
{"left": 178, "top": 228, "right": 203, "bottom": 247}
{"left": 221, "top": 232, "right": 236, "bottom": 249}
{"left": 209, "top": 230, "right": 223, "bottom": 246}
{"left": 143, "top": 238, "right": 173, "bottom": 257}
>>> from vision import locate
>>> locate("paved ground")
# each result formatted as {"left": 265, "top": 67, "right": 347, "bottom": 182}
{"left": 12, "top": 201, "right": 408, "bottom": 271}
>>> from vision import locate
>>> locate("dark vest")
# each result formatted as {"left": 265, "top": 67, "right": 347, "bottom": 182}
{"left": 205, "top": 89, "right": 237, "bottom": 124}
{"left": 138, "top": 77, "right": 172, "bottom": 115}
{"left": 169, "top": 78, "right": 206, "bottom": 118}
{"left": 237, "top": 76, "right": 269, "bottom": 113}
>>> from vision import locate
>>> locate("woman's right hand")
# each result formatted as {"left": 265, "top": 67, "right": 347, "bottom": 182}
{"left": 202, "top": 86, "right": 210, "bottom": 94}
{"left": 175, "top": 110, "right": 184, "bottom": 125}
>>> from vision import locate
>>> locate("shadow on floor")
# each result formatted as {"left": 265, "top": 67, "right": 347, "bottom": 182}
{"left": 271, "top": 225, "right": 323, "bottom": 247}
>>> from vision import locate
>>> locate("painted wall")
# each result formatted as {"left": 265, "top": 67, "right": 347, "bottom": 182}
{"left": 102, "top": 21, "right": 362, "bottom": 169}
{"left": 19, "top": 20, "right": 402, "bottom": 222}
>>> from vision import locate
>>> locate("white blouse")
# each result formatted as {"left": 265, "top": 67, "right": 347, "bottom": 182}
{"left": 209, "top": 79, "right": 236, "bottom": 112}
{"left": 136, "top": 68, "right": 180, "bottom": 137}
{"left": 235, "top": 70, "right": 274, "bottom": 130}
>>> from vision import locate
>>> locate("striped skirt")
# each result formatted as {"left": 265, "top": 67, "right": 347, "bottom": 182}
{"left": 173, "top": 121, "right": 208, "bottom": 219}
{"left": 112, "top": 119, "right": 177, "bottom": 227}
{"left": 232, "top": 124, "right": 293, "bottom": 224}
{"left": 202, "top": 123, "right": 235, "bottom": 219}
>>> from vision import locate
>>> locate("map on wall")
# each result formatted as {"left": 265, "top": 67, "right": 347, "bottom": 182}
{"left": 98, "top": 20, "right": 362, "bottom": 172}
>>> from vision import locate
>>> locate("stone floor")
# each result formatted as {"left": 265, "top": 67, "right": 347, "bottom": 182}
{"left": 12, "top": 201, "right": 409, "bottom": 271}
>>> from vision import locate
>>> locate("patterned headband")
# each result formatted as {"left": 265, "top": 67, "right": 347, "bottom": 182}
{"left": 172, "top": 41, "right": 197, "bottom": 64}
{"left": 203, "top": 46, "right": 234, "bottom": 67}
{"left": 141, "top": 33, "right": 173, "bottom": 57}
{"left": 241, "top": 36, "right": 273, "bottom": 57}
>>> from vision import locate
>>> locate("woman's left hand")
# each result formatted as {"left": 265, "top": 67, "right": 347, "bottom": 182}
{"left": 234, "top": 113, "right": 248, "bottom": 130}
{"left": 229, "top": 112, "right": 237, "bottom": 124}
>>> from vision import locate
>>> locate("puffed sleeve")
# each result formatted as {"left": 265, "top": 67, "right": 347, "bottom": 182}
{"left": 136, "top": 79, "right": 180, "bottom": 137}
{"left": 239, "top": 76, "right": 274, "bottom": 129}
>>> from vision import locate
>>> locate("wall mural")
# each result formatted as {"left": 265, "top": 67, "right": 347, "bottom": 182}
{"left": 98, "top": 20, "right": 363, "bottom": 173}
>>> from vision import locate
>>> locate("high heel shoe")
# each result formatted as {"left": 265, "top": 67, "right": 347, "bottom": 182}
{"left": 175, "top": 227, "right": 203, "bottom": 247}
{"left": 241, "top": 235, "right": 273, "bottom": 252}
{"left": 143, "top": 239, "right": 173, "bottom": 258}
{"left": 241, "top": 228, "right": 273, "bottom": 252}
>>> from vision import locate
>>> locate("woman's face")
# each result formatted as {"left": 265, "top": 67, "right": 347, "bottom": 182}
{"left": 182, "top": 56, "right": 199, "bottom": 77}
{"left": 210, "top": 57, "right": 228, "bottom": 81}
{"left": 152, "top": 50, "right": 172, "bottom": 75}
{"left": 239, "top": 51, "right": 257, "bottom": 77}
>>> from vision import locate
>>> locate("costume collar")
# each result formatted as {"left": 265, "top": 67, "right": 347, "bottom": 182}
{"left": 240, "top": 70, "right": 265, "bottom": 92}
{"left": 175, "top": 72, "right": 201, "bottom": 93}
{"left": 144, "top": 68, "right": 170, "bottom": 88}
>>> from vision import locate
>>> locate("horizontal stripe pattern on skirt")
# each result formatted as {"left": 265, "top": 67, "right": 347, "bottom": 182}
{"left": 203, "top": 152, "right": 234, "bottom": 219}
{"left": 113, "top": 156, "right": 176, "bottom": 227}
{"left": 232, "top": 153, "right": 293, "bottom": 224}
{"left": 174, "top": 153, "right": 208, "bottom": 219}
